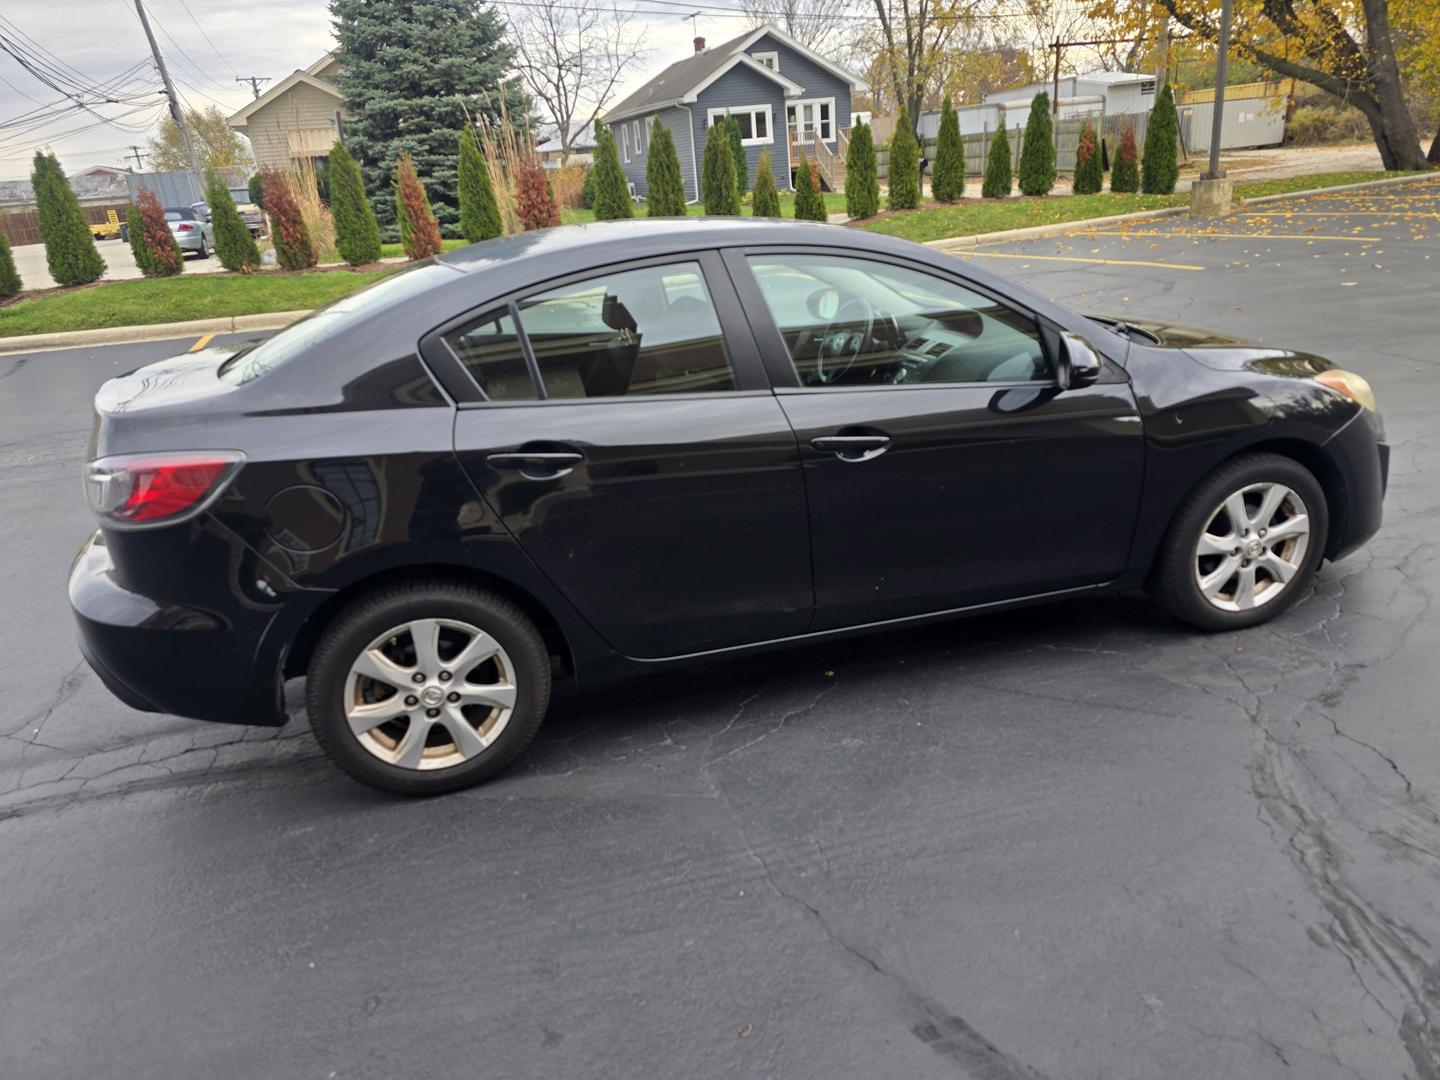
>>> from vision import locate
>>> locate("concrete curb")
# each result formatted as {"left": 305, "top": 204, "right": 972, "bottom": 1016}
{"left": 0, "top": 310, "right": 311, "bottom": 356}
{"left": 923, "top": 171, "right": 1439, "bottom": 252}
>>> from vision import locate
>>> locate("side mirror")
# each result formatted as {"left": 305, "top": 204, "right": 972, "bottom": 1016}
{"left": 1058, "top": 331, "right": 1104, "bottom": 390}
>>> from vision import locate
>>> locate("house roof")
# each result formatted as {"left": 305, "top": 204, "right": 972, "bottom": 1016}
{"left": 227, "top": 61, "right": 343, "bottom": 128}
{"left": 0, "top": 171, "right": 129, "bottom": 208}
{"left": 604, "top": 24, "right": 862, "bottom": 124}
{"left": 536, "top": 121, "right": 598, "bottom": 154}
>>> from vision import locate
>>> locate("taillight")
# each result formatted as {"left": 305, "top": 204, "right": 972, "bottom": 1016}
{"left": 84, "top": 451, "right": 244, "bottom": 529}
{"left": 176, "top": 223, "right": 194, "bottom": 232}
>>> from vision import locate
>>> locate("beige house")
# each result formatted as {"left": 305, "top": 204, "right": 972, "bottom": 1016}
{"left": 228, "top": 54, "right": 347, "bottom": 171}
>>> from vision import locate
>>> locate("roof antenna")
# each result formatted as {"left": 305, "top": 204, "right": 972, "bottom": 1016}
{"left": 684, "top": 11, "right": 702, "bottom": 39}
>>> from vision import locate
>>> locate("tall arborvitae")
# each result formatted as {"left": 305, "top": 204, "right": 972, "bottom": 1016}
{"left": 126, "top": 188, "right": 182, "bottom": 277}
{"left": 330, "top": 0, "right": 520, "bottom": 236}
{"left": 1110, "top": 122, "right": 1140, "bottom": 193}
{"left": 206, "top": 170, "right": 261, "bottom": 271}
{"left": 261, "top": 168, "right": 317, "bottom": 269}
{"left": 32, "top": 151, "right": 105, "bottom": 286}
{"left": 393, "top": 152, "right": 443, "bottom": 259}
{"left": 702, "top": 121, "right": 740, "bottom": 215}
{"left": 887, "top": 104, "right": 920, "bottom": 210}
{"left": 844, "top": 120, "right": 879, "bottom": 218}
{"left": 751, "top": 150, "right": 781, "bottom": 217}
{"left": 793, "top": 154, "right": 827, "bottom": 221}
{"left": 1018, "top": 92, "right": 1056, "bottom": 196}
{"left": 646, "top": 117, "right": 688, "bottom": 216}
{"left": 726, "top": 114, "right": 749, "bottom": 195}
{"left": 1142, "top": 83, "right": 1180, "bottom": 194}
{"left": 1073, "top": 119, "right": 1103, "bottom": 194}
{"left": 931, "top": 98, "right": 964, "bottom": 202}
{"left": 0, "top": 231, "right": 20, "bottom": 297}
{"left": 457, "top": 126, "right": 501, "bottom": 242}
{"left": 328, "top": 141, "right": 382, "bottom": 263}
{"left": 590, "top": 122, "right": 633, "bottom": 220}
{"left": 982, "top": 123, "right": 1013, "bottom": 198}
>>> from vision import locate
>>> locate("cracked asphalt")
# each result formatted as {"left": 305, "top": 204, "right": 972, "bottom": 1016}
{"left": 2, "top": 178, "right": 1438, "bottom": 1079}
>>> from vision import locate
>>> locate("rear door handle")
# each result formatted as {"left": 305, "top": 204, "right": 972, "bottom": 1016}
{"left": 810, "top": 434, "right": 891, "bottom": 462}
{"left": 485, "top": 450, "right": 585, "bottom": 478}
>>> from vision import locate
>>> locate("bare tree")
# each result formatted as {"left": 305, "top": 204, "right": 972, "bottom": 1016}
{"left": 509, "top": 3, "right": 647, "bottom": 164}
{"left": 867, "top": 0, "right": 979, "bottom": 127}
{"left": 739, "top": 0, "right": 855, "bottom": 53}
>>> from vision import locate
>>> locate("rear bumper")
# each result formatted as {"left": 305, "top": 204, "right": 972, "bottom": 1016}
{"left": 69, "top": 532, "right": 288, "bottom": 726}
{"left": 1323, "top": 408, "right": 1387, "bottom": 561}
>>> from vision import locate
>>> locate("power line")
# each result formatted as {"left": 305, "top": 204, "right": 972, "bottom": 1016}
{"left": 235, "top": 75, "right": 270, "bottom": 99}
{"left": 171, "top": 0, "right": 239, "bottom": 77}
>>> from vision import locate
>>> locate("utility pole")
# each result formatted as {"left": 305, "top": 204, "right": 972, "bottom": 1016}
{"left": 131, "top": 0, "right": 203, "bottom": 197}
{"left": 236, "top": 76, "right": 270, "bottom": 99}
{"left": 1052, "top": 39, "right": 1061, "bottom": 117}
{"left": 1205, "top": 0, "right": 1233, "bottom": 180}
{"left": 125, "top": 145, "right": 146, "bottom": 171}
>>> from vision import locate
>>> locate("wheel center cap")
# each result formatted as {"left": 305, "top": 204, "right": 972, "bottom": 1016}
{"left": 1245, "top": 538, "right": 1264, "bottom": 558}
{"left": 420, "top": 686, "right": 445, "bottom": 708}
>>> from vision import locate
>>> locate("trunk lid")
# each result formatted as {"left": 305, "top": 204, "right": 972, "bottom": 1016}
{"left": 90, "top": 347, "right": 239, "bottom": 458}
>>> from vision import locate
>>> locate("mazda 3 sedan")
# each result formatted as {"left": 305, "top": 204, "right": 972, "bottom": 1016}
{"left": 70, "top": 219, "right": 1387, "bottom": 794}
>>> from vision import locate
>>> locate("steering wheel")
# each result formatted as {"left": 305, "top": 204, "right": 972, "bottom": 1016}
{"left": 814, "top": 296, "right": 875, "bottom": 385}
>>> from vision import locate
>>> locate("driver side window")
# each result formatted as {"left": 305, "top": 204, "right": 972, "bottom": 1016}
{"left": 747, "top": 254, "right": 1051, "bottom": 388}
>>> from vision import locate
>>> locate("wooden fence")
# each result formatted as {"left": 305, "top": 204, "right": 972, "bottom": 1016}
{"left": 1, "top": 203, "right": 130, "bottom": 246}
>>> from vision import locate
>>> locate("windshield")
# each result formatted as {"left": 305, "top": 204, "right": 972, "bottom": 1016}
{"left": 218, "top": 264, "right": 456, "bottom": 385}
{"left": 163, "top": 210, "right": 186, "bottom": 221}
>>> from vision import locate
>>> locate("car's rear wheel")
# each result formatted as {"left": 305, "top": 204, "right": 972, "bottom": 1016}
{"left": 195, "top": 237, "right": 209, "bottom": 259}
{"left": 1152, "top": 453, "right": 1328, "bottom": 631}
{"left": 305, "top": 582, "right": 550, "bottom": 795}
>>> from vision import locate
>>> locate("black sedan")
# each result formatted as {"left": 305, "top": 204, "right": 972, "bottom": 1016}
{"left": 70, "top": 219, "right": 1387, "bottom": 795}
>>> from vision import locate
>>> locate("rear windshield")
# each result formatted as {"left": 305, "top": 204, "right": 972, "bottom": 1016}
{"left": 164, "top": 210, "right": 188, "bottom": 221}
{"left": 218, "top": 263, "right": 456, "bottom": 385}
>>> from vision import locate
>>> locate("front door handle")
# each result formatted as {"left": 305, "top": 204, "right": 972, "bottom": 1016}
{"left": 810, "top": 433, "right": 891, "bottom": 462}
{"left": 486, "top": 450, "right": 585, "bottom": 479}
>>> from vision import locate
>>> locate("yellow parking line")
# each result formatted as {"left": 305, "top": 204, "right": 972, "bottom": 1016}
{"left": 1241, "top": 210, "right": 1440, "bottom": 218}
{"left": 1079, "top": 229, "right": 1384, "bottom": 242}
{"left": 188, "top": 333, "right": 215, "bottom": 352}
{"left": 959, "top": 251, "right": 1205, "bottom": 271}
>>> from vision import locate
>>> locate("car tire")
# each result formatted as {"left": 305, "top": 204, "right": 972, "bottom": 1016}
{"left": 305, "top": 581, "right": 551, "bottom": 795}
{"left": 196, "top": 238, "right": 209, "bottom": 259}
{"left": 1151, "top": 452, "right": 1328, "bottom": 632}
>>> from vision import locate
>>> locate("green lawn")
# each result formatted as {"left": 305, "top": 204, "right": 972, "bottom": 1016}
{"left": 854, "top": 170, "right": 1427, "bottom": 244}
{"left": 378, "top": 237, "right": 471, "bottom": 259}
{"left": 560, "top": 190, "right": 849, "bottom": 225}
{"left": 0, "top": 268, "right": 395, "bottom": 338}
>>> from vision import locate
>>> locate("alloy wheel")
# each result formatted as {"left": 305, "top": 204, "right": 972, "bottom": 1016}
{"left": 343, "top": 618, "right": 517, "bottom": 770}
{"left": 1193, "top": 482, "right": 1311, "bottom": 613}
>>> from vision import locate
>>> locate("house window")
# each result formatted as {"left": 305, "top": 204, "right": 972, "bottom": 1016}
{"left": 632, "top": 119, "right": 643, "bottom": 156}
{"left": 752, "top": 51, "right": 779, "bottom": 72}
{"left": 786, "top": 98, "right": 834, "bottom": 142}
{"left": 706, "top": 105, "right": 773, "bottom": 146}
{"left": 620, "top": 124, "right": 630, "bottom": 162}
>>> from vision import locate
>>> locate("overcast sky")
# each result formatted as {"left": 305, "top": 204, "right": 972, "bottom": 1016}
{"left": 0, "top": 1, "right": 745, "bottom": 179}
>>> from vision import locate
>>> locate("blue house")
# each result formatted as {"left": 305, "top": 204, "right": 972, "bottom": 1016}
{"left": 604, "top": 26, "right": 867, "bottom": 201}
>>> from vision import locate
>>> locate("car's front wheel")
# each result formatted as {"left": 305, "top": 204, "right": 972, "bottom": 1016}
{"left": 305, "top": 582, "right": 551, "bottom": 795}
{"left": 1152, "top": 452, "right": 1328, "bottom": 631}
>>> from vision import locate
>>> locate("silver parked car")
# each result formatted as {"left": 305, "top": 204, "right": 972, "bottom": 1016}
{"left": 166, "top": 206, "right": 214, "bottom": 258}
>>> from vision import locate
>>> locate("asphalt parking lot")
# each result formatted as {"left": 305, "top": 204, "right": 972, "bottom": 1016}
{"left": 2, "top": 177, "right": 1438, "bottom": 1079}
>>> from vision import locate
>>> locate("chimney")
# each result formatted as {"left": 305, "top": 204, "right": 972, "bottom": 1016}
{"left": 693, "top": 36, "right": 706, "bottom": 54}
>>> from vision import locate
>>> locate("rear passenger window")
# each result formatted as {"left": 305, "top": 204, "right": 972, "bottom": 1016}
{"left": 518, "top": 262, "right": 734, "bottom": 398}
{"left": 441, "top": 310, "right": 537, "bottom": 401}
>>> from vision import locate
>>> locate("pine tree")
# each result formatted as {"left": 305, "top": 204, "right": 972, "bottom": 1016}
{"left": 32, "top": 151, "right": 105, "bottom": 286}
{"left": 982, "top": 123, "right": 1012, "bottom": 198}
{"left": 1018, "top": 92, "right": 1056, "bottom": 196}
{"left": 887, "top": 104, "right": 920, "bottom": 210}
{"left": 1073, "top": 119, "right": 1104, "bottom": 195}
{"left": 1142, "top": 83, "right": 1180, "bottom": 194}
{"left": 0, "top": 231, "right": 23, "bottom": 297}
{"left": 702, "top": 121, "right": 739, "bottom": 215}
{"left": 726, "top": 114, "right": 748, "bottom": 195}
{"left": 646, "top": 118, "right": 687, "bottom": 216}
{"left": 579, "top": 166, "right": 596, "bottom": 209}
{"left": 261, "top": 168, "right": 317, "bottom": 269}
{"left": 126, "top": 188, "right": 183, "bottom": 277}
{"left": 793, "top": 154, "right": 827, "bottom": 221}
{"left": 751, "top": 150, "right": 780, "bottom": 217}
{"left": 844, "top": 120, "right": 879, "bottom": 219}
{"left": 1110, "top": 122, "right": 1140, "bottom": 193}
{"left": 590, "top": 123, "right": 633, "bottom": 220}
{"left": 331, "top": 0, "right": 520, "bottom": 237}
{"left": 247, "top": 173, "right": 264, "bottom": 209}
{"left": 515, "top": 161, "right": 561, "bottom": 230}
{"left": 931, "top": 98, "right": 965, "bottom": 202}
{"left": 457, "top": 126, "right": 502, "bottom": 242}
{"left": 393, "top": 152, "right": 443, "bottom": 259}
{"left": 329, "top": 141, "right": 383, "bottom": 264}
{"left": 206, "top": 170, "right": 260, "bottom": 271}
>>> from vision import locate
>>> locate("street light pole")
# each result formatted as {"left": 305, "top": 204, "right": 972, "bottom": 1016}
{"left": 1204, "top": 0, "right": 1233, "bottom": 179}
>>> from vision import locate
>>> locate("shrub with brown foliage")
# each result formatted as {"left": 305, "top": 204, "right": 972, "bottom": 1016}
{"left": 549, "top": 164, "right": 587, "bottom": 210}
{"left": 515, "top": 162, "right": 561, "bottom": 230}
{"left": 394, "top": 152, "right": 443, "bottom": 260}
{"left": 260, "top": 168, "right": 317, "bottom": 269}
{"left": 129, "top": 187, "right": 183, "bottom": 277}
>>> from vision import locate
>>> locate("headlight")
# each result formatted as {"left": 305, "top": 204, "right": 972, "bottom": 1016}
{"left": 1314, "top": 369, "right": 1376, "bottom": 412}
